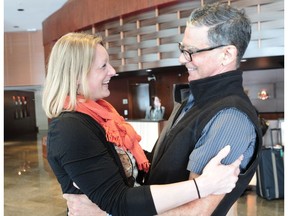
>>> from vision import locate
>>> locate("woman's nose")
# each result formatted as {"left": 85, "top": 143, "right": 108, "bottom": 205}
{"left": 108, "top": 64, "right": 116, "bottom": 76}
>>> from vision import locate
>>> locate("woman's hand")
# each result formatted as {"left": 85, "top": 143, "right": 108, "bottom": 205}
{"left": 196, "top": 145, "right": 243, "bottom": 197}
{"left": 63, "top": 194, "right": 107, "bottom": 216}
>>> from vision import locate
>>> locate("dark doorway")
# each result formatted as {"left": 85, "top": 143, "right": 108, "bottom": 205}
{"left": 128, "top": 83, "right": 150, "bottom": 119}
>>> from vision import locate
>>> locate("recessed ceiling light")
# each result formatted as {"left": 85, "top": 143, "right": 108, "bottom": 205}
{"left": 27, "top": 28, "right": 37, "bottom": 32}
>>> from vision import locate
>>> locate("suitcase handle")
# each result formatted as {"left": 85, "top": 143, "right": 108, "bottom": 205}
{"left": 269, "top": 128, "right": 283, "bottom": 152}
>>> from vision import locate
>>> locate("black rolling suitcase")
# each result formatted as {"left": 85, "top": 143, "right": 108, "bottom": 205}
{"left": 256, "top": 128, "right": 284, "bottom": 200}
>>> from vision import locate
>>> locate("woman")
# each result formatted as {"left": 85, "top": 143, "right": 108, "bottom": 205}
{"left": 42, "top": 32, "right": 242, "bottom": 216}
{"left": 145, "top": 96, "right": 165, "bottom": 120}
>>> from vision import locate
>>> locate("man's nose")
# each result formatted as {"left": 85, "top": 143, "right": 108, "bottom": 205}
{"left": 179, "top": 53, "right": 188, "bottom": 64}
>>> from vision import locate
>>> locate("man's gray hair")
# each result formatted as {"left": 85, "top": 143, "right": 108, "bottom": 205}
{"left": 187, "top": 3, "right": 251, "bottom": 66}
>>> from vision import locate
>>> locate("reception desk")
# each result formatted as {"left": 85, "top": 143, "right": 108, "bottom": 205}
{"left": 127, "top": 119, "right": 167, "bottom": 152}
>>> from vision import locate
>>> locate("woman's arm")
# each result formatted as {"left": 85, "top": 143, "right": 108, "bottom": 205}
{"left": 64, "top": 145, "right": 241, "bottom": 215}
{"left": 48, "top": 114, "right": 156, "bottom": 215}
{"left": 143, "top": 145, "right": 241, "bottom": 213}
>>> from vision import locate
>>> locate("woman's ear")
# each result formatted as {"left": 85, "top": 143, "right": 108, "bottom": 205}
{"left": 222, "top": 45, "right": 237, "bottom": 66}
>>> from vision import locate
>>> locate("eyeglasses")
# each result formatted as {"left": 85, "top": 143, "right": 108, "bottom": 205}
{"left": 178, "top": 42, "right": 227, "bottom": 62}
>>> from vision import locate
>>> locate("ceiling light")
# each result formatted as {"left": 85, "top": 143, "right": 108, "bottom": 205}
{"left": 258, "top": 89, "right": 269, "bottom": 100}
{"left": 27, "top": 28, "right": 37, "bottom": 32}
{"left": 17, "top": 8, "right": 24, "bottom": 11}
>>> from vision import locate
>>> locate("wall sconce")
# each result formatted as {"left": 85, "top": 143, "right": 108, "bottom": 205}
{"left": 258, "top": 89, "right": 269, "bottom": 100}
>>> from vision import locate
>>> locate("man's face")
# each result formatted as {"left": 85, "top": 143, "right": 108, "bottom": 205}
{"left": 179, "top": 25, "right": 227, "bottom": 82}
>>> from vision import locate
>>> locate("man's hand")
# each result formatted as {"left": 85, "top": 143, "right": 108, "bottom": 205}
{"left": 63, "top": 194, "right": 107, "bottom": 216}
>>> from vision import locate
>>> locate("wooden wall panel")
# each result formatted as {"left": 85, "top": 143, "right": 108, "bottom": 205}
{"left": 5, "top": 33, "right": 29, "bottom": 86}
{"left": 232, "top": 0, "right": 284, "bottom": 57}
{"left": 4, "top": 31, "right": 45, "bottom": 86}
{"left": 43, "top": 0, "right": 284, "bottom": 72}
{"left": 42, "top": 0, "right": 178, "bottom": 45}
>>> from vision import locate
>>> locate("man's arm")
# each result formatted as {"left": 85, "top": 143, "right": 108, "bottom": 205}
{"left": 63, "top": 194, "right": 108, "bottom": 216}
{"left": 158, "top": 172, "right": 224, "bottom": 216}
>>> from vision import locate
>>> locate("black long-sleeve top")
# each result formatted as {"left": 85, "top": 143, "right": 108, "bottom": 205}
{"left": 47, "top": 112, "right": 157, "bottom": 216}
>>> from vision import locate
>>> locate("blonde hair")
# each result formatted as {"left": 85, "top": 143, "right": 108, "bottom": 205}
{"left": 42, "top": 32, "right": 103, "bottom": 118}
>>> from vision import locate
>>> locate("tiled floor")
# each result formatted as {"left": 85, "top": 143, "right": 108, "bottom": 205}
{"left": 4, "top": 131, "right": 284, "bottom": 216}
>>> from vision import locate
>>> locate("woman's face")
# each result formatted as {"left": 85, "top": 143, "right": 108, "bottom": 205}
{"left": 86, "top": 44, "right": 116, "bottom": 100}
{"left": 154, "top": 96, "right": 161, "bottom": 107}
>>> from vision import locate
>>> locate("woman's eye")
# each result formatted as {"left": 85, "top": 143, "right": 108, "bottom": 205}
{"left": 101, "top": 64, "right": 107, "bottom": 68}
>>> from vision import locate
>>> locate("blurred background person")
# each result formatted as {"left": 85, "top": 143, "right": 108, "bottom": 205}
{"left": 145, "top": 96, "right": 165, "bottom": 120}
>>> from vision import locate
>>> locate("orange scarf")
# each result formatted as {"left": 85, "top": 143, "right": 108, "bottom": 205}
{"left": 64, "top": 96, "right": 150, "bottom": 172}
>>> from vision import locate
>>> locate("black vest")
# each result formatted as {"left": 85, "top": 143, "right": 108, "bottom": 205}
{"left": 146, "top": 70, "right": 262, "bottom": 215}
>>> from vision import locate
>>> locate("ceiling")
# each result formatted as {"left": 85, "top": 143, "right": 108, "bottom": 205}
{"left": 4, "top": 0, "right": 68, "bottom": 32}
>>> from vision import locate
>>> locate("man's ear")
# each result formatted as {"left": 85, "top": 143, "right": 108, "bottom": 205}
{"left": 222, "top": 45, "right": 237, "bottom": 66}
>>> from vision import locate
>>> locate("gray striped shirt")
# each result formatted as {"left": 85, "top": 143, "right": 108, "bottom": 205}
{"left": 187, "top": 107, "right": 256, "bottom": 174}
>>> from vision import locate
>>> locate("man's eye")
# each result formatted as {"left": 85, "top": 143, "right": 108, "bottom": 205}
{"left": 188, "top": 49, "right": 197, "bottom": 54}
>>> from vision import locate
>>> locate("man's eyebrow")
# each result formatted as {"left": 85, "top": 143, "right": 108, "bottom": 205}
{"left": 184, "top": 45, "right": 199, "bottom": 51}
{"left": 180, "top": 42, "right": 198, "bottom": 50}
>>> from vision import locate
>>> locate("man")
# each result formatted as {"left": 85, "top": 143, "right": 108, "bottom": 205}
{"left": 64, "top": 3, "right": 262, "bottom": 215}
